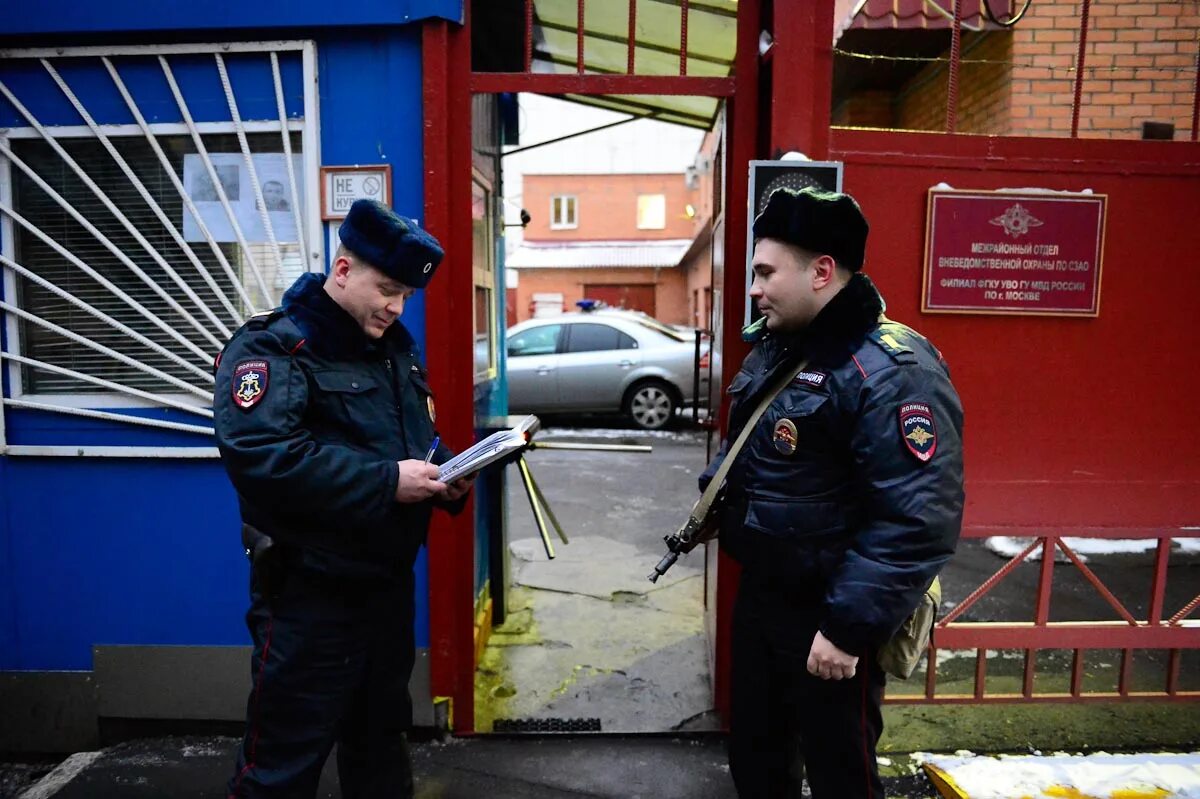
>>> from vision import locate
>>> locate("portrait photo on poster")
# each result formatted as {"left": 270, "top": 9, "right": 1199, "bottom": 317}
{"left": 182, "top": 153, "right": 304, "bottom": 244}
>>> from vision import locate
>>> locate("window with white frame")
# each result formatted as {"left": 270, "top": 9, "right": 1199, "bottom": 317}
{"left": 0, "top": 42, "right": 318, "bottom": 453}
{"left": 9, "top": 133, "right": 305, "bottom": 395}
{"left": 550, "top": 194, "right": 577, "bottom": 229}
{"left": 636, "top": 194, "right": 667, "bottom": 230}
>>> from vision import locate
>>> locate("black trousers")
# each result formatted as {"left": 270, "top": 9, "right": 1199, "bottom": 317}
{"left": 227, "top": 563, "right": 416, "bottom": 799}
{"left": 729, "top": 577, "right": 886, "bottom": 799}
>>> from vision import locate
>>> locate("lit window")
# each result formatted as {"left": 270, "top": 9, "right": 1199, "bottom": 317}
{"left": 550, "top": 195, "right": 578, "bottom": 229}
{"left": 637, "top": 194, "right": 666, "bottom": 230}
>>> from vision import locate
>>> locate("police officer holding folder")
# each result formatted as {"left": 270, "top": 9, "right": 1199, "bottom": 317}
{"left": 215, "top": 199, "right": 470, "bottom": 798}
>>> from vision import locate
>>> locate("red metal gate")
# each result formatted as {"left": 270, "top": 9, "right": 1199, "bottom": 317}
{"left": 421, "top": 0, "right": 760, "bottom": 734}
{"left": 824, "top": 2, "right": 1200, "bottom": 707}
{"left": 423, "top": 0, "right": 1200, "bottom": 733}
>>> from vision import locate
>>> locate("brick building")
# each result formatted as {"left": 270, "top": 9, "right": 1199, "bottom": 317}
{"left": 506, "top": 172, "right": 702, "bottom": 326}
{"left": 678, "top": 126, "right": 722, "bottom": 333}
{"left": 833, "top": 0, "right": 1199, "bottom": 139}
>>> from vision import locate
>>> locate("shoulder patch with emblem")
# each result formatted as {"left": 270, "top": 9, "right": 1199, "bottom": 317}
{"left": 792, "top": 369, "right": 828, "bottom": 389}
{"left": 233, "top": 360, "right": 269, "bottom": 410}
{"left": 773, "top": 418, "right": 798, "bottom": 455}
{"left": 899, "top": 402, "right": 937, "bottom": 462}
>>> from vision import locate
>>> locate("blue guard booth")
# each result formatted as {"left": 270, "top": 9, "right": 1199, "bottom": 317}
{"left": 0, "top": 0, "right": 511, "bottom": 751}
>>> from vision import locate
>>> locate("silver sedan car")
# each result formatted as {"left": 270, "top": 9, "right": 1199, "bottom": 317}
{"left": 505, "top": 310, "right": 709, "bottom": 430}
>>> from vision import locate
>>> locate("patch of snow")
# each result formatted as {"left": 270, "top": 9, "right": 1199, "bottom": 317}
{"left": 935, "top": 648, "right": 1024, "bottom": 667}
{"left": 539, "top": 426, "right": 701, "bottom": 442}
{"left": 982, "top": 535, "right": 1187, "bottom": 563}
{"left": 17, "top": 751, "right": 102, "bottom": 799}
{"left": 923, "top": 751, "right": 1200, "bottom": 799}
{"left": 181, "top": 744, "right": 225, "bottom": 758}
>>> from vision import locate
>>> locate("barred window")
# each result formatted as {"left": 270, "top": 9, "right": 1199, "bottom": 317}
{"left": 10, "top": 132, "right": 305, "bottom": 396}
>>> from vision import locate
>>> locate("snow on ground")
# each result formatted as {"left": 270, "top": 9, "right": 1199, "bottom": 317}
{"left": 915, "top": 751, "right": 1200, "bottom": 799}
{"left": 539, "top": 426, "right": 703, "bottom": 442}
{"left": 933, "top": 648, "right": 1024, "bottom": 667}
{"left": 1179, "top": 530, "right": 1200, "bottom": 554}
{"left": 985, "top": 535, "right": 1200, "bottom": 562}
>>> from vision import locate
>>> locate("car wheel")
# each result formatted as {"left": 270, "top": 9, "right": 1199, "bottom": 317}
{"left": 625, "top": 380, "right": 678, "bottom": 430}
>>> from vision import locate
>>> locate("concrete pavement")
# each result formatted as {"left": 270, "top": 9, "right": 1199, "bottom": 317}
{"left": 6, "top": 734, "right": 951, "bottom": 798}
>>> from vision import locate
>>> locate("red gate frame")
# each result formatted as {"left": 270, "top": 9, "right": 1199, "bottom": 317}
{"left": 420, "top": 0, "right": 768, "bottom": 734}
{"left": 421, "top": 0, "right": 1200, "bottom": 734}
{"left": 898, "top": 530, "right": 1200, "bottom": 705}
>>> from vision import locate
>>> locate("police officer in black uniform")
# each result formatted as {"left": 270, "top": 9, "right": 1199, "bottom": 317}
{"left": 215, "top": 199, "right": 471, "bottom": 798}
{"left": 701, "top": 187, "right": 964, "bottom": 798}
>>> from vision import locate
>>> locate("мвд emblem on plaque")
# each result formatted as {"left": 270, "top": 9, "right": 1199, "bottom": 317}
{"left": 233, "top": 360, "right": 269, "bottom": 410}
{"left": 773, "top": 418, "right": 798, "bottom": 455}
{"left": 899, "top": 402, "right": 937, "bottom": 462}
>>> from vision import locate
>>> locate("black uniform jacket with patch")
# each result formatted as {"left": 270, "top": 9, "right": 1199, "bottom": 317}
{"left": 701, "top": 273, "right": 964, "bottom": 657}
{"left": 214, "top": 272, "right": 461, "bottom": 579}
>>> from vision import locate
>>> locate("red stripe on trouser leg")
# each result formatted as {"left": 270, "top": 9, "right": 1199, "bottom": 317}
{"left": 860, "top": 664, "right": 873, "bottom": 799}
{"left": 231, "top": 614, "right": 274, "bottom": 797}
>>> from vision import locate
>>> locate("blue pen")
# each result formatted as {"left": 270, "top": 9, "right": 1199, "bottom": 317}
{"left": 424, "top": 436, "right": 440, "bottom": 464}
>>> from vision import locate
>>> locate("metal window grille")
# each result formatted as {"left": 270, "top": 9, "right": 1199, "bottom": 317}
{"left": 11, "top": 133, "right": 304, "bottom": 395}
{"left": 0, "top": 42, "right": 320, "bottom": 454}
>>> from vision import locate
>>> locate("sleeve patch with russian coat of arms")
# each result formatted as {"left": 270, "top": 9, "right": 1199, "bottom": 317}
{"left": 233, "top": 360, "right": 269, "bottom": 410}
{"left": 899, "top": 401, "right": 937, "bottom": 462}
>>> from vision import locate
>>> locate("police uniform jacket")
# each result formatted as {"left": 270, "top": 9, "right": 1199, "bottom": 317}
{"left": 701, "top": 273, "right": 964, "bottom": 657}
{"left": 214, "top": 272, "right": 460, "bottom": 579}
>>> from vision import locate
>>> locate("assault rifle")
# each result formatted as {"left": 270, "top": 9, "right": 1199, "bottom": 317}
{"left": 647, "top": 488, "right": 723, "bottom": 583}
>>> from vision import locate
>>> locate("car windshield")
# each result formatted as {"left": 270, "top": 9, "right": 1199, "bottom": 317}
{"left": 598, "top": 311, "right": 688, "bottom": 342}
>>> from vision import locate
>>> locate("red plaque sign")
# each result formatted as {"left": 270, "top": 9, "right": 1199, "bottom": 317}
{"left": 922, "top": 189, "right": 1107, "bottom": 316}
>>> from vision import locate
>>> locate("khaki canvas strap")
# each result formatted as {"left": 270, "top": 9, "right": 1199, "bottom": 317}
{"left": 647, "top": 356, "right": 811, "bottom": 583}
{"left": 690, "top": 357, "right": 810, "bottom": 522}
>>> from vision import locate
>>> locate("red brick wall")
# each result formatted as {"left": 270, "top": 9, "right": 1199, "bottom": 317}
{"left": 834, "top": 1, "right": 1199, "bottom": 139}
{"left": 512, "top": 266, "right": 689, "bottom": 326}
{"left": 832, "top": 90, "right": 897, "bottom": 128}
{"left": 523, "top": 173, "right": 698, "bottom": 241}
{"left": 895, "top": 31, "right": 1013, "bottom": 134}
{"left": 1012, "top": 0, "right": 1200, "bottom": 139}
{"left": 681, "top": 129, "right": 721, "bottom": 330}
{"left": 680, "top": 231, "right": 714, "bottom": 330}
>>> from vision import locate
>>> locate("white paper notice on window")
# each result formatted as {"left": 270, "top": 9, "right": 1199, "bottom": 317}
{"left": 182, "top": 153, "right": 303, "bottom": 243}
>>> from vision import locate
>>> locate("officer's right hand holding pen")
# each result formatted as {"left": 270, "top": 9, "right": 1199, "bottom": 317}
{"left": 394, "top": 436, "right": 473, "bottom": 503}
{"left": 395, "top": 459, "right": 445, "bottom": 502}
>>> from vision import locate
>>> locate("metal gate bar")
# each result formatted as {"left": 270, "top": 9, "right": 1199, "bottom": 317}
{"left": 887, "top": 530, "right": 1200, "bottom": 705}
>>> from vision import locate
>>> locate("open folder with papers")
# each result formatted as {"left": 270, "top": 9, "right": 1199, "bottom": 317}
{"left": 438, "top": 415, "right": 540, "bottom": 483}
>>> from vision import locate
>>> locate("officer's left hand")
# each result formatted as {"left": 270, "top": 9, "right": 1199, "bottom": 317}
{"left": 438, "top": 475, "right": 474, "bottom": 503}
{"left": 807, "top": 631, "right": 859, "bottom": 680}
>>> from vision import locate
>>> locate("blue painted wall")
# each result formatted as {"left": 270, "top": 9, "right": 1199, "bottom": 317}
{"left": 0, "top": 52, "right": 305, "bottom": 129}
{"left": 0, "top": 459, "right": 16, "bottom": 668}
{"left": 0, "top": 25, "right": 440, "bottom": 669}
{"left": 4, "top": 0, "right": 461, "bottom": 36}
{"left": 3, "top": 459, "right": 244, "bottom": 669}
